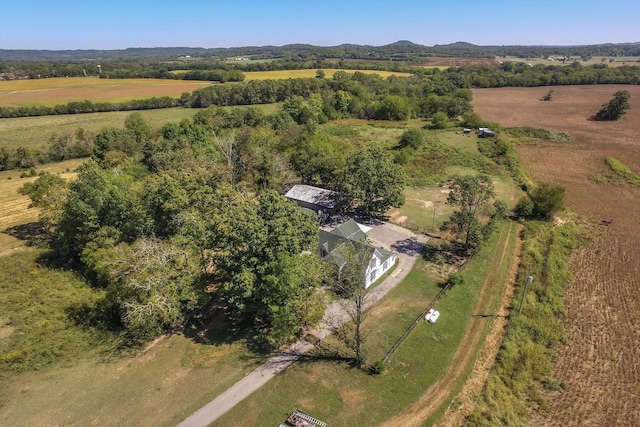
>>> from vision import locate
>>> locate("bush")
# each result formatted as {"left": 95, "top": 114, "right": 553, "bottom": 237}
{"left": 448, "top": 272, "right": 465, "bottom": 287}
{"left": 370, "top": 359, "right": 386, "bottom": 375}
{"left": 397, "top": 128, "right": 424, "bottom": 149}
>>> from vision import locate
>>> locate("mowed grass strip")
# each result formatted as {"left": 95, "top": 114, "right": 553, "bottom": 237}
{"left": 208, "top": 221, "right": 518, "bottom": 427}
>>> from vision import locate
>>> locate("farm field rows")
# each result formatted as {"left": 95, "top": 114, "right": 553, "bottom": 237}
{"left": 473, "top": 84, "right": 640, "bottom": 426}
{"left": 242, "top": 68, "right": 414, "bottom": 80}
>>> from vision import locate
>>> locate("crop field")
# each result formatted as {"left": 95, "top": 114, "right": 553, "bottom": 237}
{"left": 414, "top": 57, "right": 500, "bottom": 67}
{"left": 0, "top": 77, "right": 212, "bottom": 107}
{"left": 473, "top": 84, "right": 640, "bottom": 426}
{"left": 242, "top": 69, "right": 414, "bottom": 80}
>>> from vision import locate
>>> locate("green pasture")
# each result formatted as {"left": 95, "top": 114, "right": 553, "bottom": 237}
{"left": 0, "top": 108, "right": 195, "bottom": 150}
{"left": 0, "top": 104, "right": 280, "bottom": 151}
{"left": 210, "top": 221, "right": 517, "bottom": 427}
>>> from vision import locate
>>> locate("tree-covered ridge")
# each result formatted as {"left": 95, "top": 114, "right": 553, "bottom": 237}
{"left": 2, "top": 40, "right": 640, "bottom": 62}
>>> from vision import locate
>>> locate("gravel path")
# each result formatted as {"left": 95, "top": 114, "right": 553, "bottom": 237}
{"left": 178, "top": 222, "right": 427, "bottom": 427}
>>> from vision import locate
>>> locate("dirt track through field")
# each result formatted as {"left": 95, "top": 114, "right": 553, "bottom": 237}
{"left": 380, "top": 221, "right": 517, "bottom": 427}
{"left": 473, "top": 85, "right": 640, "bottom": 427}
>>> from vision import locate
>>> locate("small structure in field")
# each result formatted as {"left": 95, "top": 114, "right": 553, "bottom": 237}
{"left": 280, "top": 409, "right": 327, "bottom": 427}
{"left": 425, "top": 308, "right": 440, "bottom": 323}
{"left": 285, "top": 184, "right": 337, "bottom": 214}
{"left": 477, "top": 128, "right": 496, "bottom": 138}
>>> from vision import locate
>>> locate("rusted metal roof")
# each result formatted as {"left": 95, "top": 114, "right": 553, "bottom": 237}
{"left": 285, "top": 184, "right": 336, "bottom": 209}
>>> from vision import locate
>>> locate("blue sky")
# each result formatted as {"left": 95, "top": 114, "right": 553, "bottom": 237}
{"left": 2, "top": 0, "right": 639, "bottom": 50}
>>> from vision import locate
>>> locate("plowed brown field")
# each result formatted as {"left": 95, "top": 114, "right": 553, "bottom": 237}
{"left": 473, "top": 85, "right": 640, "bottom": 427}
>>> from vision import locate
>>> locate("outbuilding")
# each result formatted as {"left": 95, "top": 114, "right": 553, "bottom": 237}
{"left": 285, "top": 184, "right": 337, "bottom": 214}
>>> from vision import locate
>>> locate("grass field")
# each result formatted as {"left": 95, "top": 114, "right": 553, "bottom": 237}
{"left": 0, "top": 108, "right": 197, "bottom": 150}
{"left": 0, "top": 77, "right": 212, "bottom": 108}
{"left": 0, "top": 104, "right": 280, "bottom": 151}
{"left": 209, "top": 221, "right": 518, "bottom": 427}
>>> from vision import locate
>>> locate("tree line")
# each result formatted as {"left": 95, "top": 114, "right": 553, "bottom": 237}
{"left": 0, "top": 71, "right": 473, "bottom": 172}
{"left": 3, "top": 40, "right": 640, "bottom": 62}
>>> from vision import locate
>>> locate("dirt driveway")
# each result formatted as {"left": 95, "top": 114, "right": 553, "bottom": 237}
{"left": 178, "top": 221, "right": 427, "bottom": 427}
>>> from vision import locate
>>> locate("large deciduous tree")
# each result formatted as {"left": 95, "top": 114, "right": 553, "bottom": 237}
{"left": 212, "top": 190, "right": 323, "bottom": 345}
{"left": 336, "top": 147, "right": 405, "bottom": 217}
{"left": 96, "top": 237, "right": 201, "bottom": 341}
{"left": 327, "top": 241, "right": 376, "bottom": 365}
{"left": 443, "top": 174, "right": 496, "bottom": 250}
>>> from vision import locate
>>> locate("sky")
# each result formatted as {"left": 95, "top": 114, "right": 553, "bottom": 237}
{"left": 2, "top": 0, "right": 639, "bottom": 50}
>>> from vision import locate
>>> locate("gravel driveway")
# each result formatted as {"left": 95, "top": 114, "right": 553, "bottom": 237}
{"left": 178, "top": 221, "right": 428, "bottom": 427}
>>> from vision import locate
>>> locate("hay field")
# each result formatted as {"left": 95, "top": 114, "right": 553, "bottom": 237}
{"left": 0, "top": 158, "right": 84, "bottom": 253}
{"left": 0, "top": 77, "right": 212, "bottom": 107}
{"left": 473, "top": 85, "right": 640, "bottom": 426}
{"left": 243, "top": 69, "right": 414, "bottom": 80}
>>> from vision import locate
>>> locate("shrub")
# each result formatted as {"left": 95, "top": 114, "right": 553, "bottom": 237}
{"left": 370, "top": 359, "right": 386, "bottom": 375}
{"left": 448, "top": 272, "right": 465, "bottom": 287}
{"left": 397, "top": 128, "right": 424, "bottom": 149}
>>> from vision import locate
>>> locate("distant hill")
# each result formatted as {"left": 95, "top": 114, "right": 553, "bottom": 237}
{"left": 1, "top": 41, "right": 639, "bottom": 62}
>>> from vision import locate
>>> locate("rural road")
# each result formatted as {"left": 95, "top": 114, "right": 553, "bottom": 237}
{"left": 177, "top": 221, "right": 427, "bottom": 427}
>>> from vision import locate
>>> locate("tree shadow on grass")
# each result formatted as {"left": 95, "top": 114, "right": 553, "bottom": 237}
{"left": 3, "top": 221, "right": 52, "bottom": 247}
{"left": 422, "top": 240, "right": 468, "bottom": 266}
{"left": 182, "top": 303, "right": 274, "bottom": 359}
{"left": 391, "top": 237, "right": 425, "bottom": 257}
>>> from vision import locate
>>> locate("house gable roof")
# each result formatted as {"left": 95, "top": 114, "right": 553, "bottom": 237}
{"left": 319, "top": 219, "right": 395, "bottom": 267}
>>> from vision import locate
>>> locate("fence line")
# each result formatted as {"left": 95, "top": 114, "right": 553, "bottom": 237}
{"left": 381, "top": 250, "right": 476, "bottom": 364}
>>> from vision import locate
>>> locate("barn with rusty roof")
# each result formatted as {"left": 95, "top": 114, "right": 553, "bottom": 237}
{"left": 284, "top": 184, "right": 337, "bottom": 214}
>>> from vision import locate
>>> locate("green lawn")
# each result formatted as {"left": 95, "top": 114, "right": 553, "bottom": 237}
{"left": 0, "top": 104, "right": 281, "bottom": 151}
{"left": 210, "top": 221, "right": 518, "bottom": 427}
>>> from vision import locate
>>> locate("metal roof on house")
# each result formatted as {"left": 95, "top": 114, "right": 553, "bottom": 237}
{"left": 330, "top": 219, "right": 368, "bottom": 242}
{"left": 319, "top": 220, "right": 395, "bottom": 268}
{"left": 285, "top": 184, "right": 336, "bottom": 209}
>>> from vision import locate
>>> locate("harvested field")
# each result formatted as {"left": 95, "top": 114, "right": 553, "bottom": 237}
{"left": 473, "top": 85, "right": 640, "bottom": 427}
{"left": 0, "top": 77, "right": 212, "bottom": 107}
{"left": 414, "top": 57, "right": 500, "bottom": 67}
{"left": 0, "top": 158, "right": 84, "bottom": 252}
{"left": 243, "top": 69, "right": 414, "bottom": 80}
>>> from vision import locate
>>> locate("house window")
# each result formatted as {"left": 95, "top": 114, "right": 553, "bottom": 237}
{"left": 383, "top": 260, "right": 388, "bottom": 270}
{"left": 370, "top": 270, "right": 377, "bottom": 283}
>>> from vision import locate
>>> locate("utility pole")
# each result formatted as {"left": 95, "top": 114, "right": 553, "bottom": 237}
{"left": 518, "top": 273, "right": 533, "bottom": 315}
{"left": 432, "top": 201, "right": 438, "bottom": 232}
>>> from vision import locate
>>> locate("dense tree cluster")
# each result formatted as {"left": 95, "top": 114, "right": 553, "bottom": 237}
{"left": 444, "top": 62, "right": 640, "bottom": 88}
{"left": 20, "top": 94, "right": 413, "bottom": 344}
{"left": 3, "top": 40, "right": 639, "bottom": 63}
